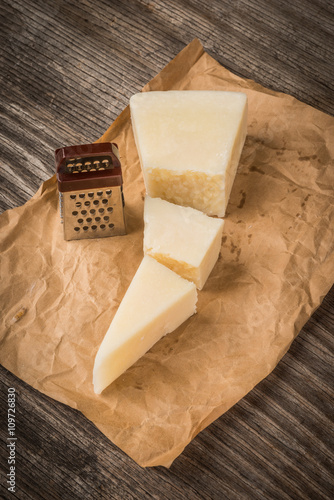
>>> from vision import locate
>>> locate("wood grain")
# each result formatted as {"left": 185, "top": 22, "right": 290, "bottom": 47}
{"left": 0, "top": 0, "right": 333, "bottom": 498}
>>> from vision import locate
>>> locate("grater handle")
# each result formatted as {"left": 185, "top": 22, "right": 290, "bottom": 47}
{"left": 55, "top": 142, "right": 123, "bottom": 193}
{"left": 55, "top": 142, "right": 121, "bottom": 172}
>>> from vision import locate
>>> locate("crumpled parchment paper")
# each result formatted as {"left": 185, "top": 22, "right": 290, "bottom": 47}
{"left": 1, "top": 39, "right": 333, "bottom": 467}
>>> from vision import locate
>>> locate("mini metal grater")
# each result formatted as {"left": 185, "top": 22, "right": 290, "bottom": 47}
{"left": 55, "top": 142, "right": 126, "bottom": 241}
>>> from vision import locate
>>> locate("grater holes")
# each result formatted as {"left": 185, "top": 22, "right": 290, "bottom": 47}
{"left": 63, "top": 177, "right": 120, "bottom": 237}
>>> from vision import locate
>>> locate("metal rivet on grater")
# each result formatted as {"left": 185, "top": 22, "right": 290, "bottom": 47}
{"left": 55, "top": 142, "right": 126, "bottom": 241}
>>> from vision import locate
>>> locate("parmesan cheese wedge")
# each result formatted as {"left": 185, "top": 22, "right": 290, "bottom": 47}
{"left": 93, "top": 255, "right": 197, "bottom": 394}
{"left": 143, "top": 196, "right": 224, "bottom": 289}
{"left": 130, "top": 90, "right": 248, "bottom": 217}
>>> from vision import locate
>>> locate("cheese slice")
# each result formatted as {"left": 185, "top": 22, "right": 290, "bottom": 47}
{"left": 144, "top": 196, "right": 224, "bottom": 290}
{"left": 93, "top": 255, "right": 197, "bottom": 394}
{"left": 130, "top": 90, "right": 248, "bottom": 217}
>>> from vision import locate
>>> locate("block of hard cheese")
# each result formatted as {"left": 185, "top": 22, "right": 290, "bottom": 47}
{"left": 143, "top": 196, "right": 224, "bottom": 290}
{"left": 130, "top": 90, "right": 248, "bottom": 217}
{"left": 93, "top": 255, "right": 197, "bottom": 394}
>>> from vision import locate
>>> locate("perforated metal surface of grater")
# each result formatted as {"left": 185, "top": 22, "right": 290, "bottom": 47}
{"left": 56, "top": 142, "right": 126, "bottom": 241}
{"left": 60, "top": 186, "right": 126, "bottom": 240}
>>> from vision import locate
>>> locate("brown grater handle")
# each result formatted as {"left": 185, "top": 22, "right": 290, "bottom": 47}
{"left": 55, "top": 142, "right": 123, "bottom": 193}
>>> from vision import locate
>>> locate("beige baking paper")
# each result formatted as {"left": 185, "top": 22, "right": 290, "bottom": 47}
{"left": 1, "top": 39, "right": 334, "bottom": 468}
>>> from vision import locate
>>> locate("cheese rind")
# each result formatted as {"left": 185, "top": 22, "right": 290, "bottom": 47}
{"left": 93, "top": 255, "right": 197, "bottom": 394}
{"left": 143, "top": 196, "right": 224, "bottom": 289}
{"left": 130, "top": 90, "right": 248, "bottom": 216}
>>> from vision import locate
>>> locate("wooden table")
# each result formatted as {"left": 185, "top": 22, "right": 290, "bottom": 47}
{"left": 1, "top": 1, "right": 333, "bottom": 498}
